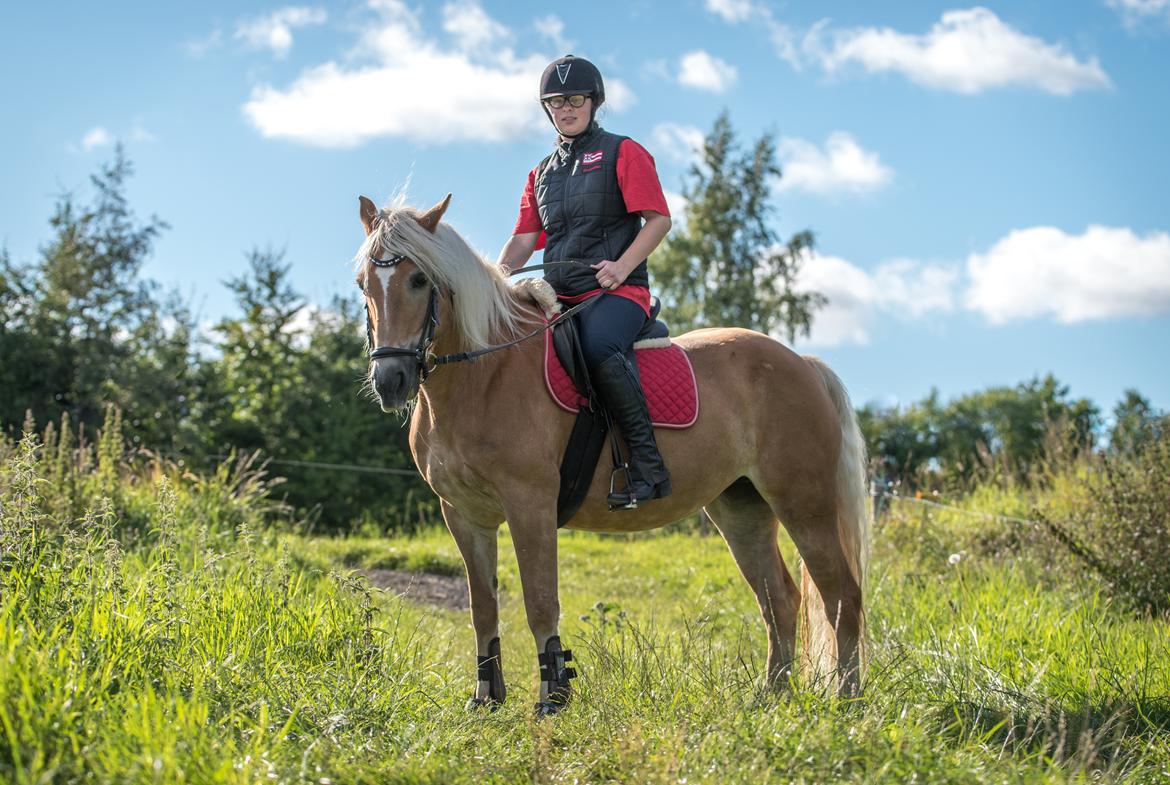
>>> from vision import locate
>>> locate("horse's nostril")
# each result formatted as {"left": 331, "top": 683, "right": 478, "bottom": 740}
{"left": 394, "top": 369, "right": 405, "bottom": 395}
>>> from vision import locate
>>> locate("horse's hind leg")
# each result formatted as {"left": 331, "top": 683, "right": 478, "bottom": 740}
{"left": 441, "top": 501, "right": 505, "bottom": 707}
{"left": 705, "top": 478, "right": 800, "bottom": 691}
{"left": 774, "top": 503, "right": 863, "bottom": 697}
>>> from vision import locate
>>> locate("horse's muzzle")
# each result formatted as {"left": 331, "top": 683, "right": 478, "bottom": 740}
{"left": 372, "top": 357, "right": 417, "bottom": 411}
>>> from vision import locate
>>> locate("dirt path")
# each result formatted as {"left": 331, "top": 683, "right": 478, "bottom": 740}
{"left": 357, "top": 568, "right": 468, "bottom": 611}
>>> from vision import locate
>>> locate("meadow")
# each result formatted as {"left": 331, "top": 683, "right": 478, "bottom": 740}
{"left": 2, "top": 422, "right": 1168, "bottom": 784}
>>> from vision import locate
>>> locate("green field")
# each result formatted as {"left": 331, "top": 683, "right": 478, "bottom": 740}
{"left": 2, "top": 432, "right": 1168, "bottom": 784}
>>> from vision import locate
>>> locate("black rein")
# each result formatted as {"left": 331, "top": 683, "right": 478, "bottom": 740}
{"left": 365, "top": 258, "right": 601, "bottom": 382}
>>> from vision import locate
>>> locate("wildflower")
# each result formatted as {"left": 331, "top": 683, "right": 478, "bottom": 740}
{"left": 947, "top": 552, "right": 962, "bottom": 565}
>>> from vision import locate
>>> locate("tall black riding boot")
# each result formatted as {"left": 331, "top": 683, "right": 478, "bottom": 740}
{"left": 593, "top": 351, "right": 672, "bottom": 510}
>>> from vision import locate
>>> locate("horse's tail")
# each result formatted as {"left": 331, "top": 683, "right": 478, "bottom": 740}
{"left": 799, "top": 356, "right": 870, "bottom": 690}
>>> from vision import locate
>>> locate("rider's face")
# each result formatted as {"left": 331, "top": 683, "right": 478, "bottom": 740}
{"left": 547, "top": 96, "right": 592, "bottom": 137}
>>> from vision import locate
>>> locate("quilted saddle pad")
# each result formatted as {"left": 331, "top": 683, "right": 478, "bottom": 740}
{"left": 543, "top": 331, "right": 699, "bottom": 428}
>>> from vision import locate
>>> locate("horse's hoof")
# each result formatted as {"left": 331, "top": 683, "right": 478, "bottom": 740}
{"left": 533, "top": 700, "right": 567, "bottom": 718}
{"left": 466, "top": 696, "right": 501, "bottom": 712}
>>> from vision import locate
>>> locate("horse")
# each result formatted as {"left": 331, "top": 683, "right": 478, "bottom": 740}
{"left": 353, "top": 193, "right": 869, "bottom": 713}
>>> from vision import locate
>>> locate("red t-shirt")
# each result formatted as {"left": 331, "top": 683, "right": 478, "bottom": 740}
{"left": 512, "top": 138, "right": 670, "bottom": 316}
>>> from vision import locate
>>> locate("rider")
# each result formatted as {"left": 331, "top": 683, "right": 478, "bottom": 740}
{"left": 497, "top": 54, "right": 673, "bottom": 510}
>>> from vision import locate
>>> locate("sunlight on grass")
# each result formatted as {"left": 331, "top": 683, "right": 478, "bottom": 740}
{"left": 2, "top": 427, "right": 1168, "bottom": 783}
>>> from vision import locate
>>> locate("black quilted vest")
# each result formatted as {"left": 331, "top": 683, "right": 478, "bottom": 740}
{"left": 535, "top": 124, "right": 647, "bottom": 297}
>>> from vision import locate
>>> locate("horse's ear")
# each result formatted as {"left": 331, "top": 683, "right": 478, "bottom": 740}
{"left": 359, "top": 196, "right": 378, "bottom": 236}
{"left": 416, "top": 193, "right": 452, "bottom": 234}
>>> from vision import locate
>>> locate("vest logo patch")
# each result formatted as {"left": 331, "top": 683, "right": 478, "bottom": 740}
{"left": 556, "top": 63, "right": 572, "bottom": 84}
{"left": 582, "top": 150, "right": 603, "bottom": 165}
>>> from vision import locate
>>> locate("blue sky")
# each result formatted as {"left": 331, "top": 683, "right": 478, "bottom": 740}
{"left": 3, "top": 1, "right": 1168, "bottom": 416}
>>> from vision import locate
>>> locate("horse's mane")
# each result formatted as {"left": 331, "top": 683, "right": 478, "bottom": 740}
{"left": 354, "top": 201, "right": 528, "bottom": 350}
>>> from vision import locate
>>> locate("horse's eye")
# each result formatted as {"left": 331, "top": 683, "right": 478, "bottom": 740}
{"left": 411, "top": 272, "right": 428, "bottom": 290}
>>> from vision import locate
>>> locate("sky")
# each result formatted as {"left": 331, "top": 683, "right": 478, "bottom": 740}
{"left": 2, "top": 0, "right": 1168, "bottom": 417}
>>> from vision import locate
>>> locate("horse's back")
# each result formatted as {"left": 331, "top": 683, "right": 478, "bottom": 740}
{"left": 672, "top": 326, "right": 823, "bottom": 399}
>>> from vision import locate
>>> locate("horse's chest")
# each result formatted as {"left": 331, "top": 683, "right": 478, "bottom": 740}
{"left": 409, "top": 424, "right": 502, "bottom": 511}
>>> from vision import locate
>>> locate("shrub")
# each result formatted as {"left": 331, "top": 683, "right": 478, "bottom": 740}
{"left": 1041, "top": 431, "right": 1170, "bottom": 616}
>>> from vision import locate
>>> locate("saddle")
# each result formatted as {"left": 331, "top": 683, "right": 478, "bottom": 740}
{"left": 548, "top": 296, "right": 699, "bottom": 526}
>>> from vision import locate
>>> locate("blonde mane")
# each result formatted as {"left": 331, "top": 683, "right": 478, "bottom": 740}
{"left": 354, "top": 201, "right": 528, "bottom": 350}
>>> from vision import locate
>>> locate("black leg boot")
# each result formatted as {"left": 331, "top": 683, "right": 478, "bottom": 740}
{"left": 592, "top": 352, "right": 672, "bottom": 510}
{"left": 534, "top": 636, "right": 577, "bottom": 717}
{"left": 466, "top": 636, "right": 506, "bottom": 710}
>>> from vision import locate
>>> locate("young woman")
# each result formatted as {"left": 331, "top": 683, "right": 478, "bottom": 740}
{"left": 497, "top": 54, "right": 673, "bottom": 510}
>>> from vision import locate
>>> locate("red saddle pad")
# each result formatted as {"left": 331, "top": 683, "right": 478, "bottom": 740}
{"left": 543, "top": 330, "right": 699, "bottom": 428}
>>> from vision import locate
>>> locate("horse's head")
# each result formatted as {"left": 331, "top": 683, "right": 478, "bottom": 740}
{"left": 356, "top": 193, "right": 451, "bottom": 411}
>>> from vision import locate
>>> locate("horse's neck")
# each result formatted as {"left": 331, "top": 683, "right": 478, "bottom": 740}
{"left": 414, "top": 298, "right": 545, "bottom": 427}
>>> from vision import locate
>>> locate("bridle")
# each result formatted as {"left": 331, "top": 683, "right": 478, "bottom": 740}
{"left": 365, "top": 253, "right": 443, "bottom": 381}
{"left": 364, "top": 256, "right": 602, "bottom": 386}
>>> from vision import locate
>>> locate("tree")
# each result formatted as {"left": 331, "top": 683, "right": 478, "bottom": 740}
{"left": 0, "top": 147, "right": 194, "bottom": 448}
{"left": 862, "top": 375, "right": 1100, "bottom": 489}
{"left": 654, "top": 112, "right": 825, "bottom": 341}
{"left": 1110, "top": 389, "right": 1165, "bottom": 456}
{"left": 197, "top": 252, "right": 431, "bottom": 528}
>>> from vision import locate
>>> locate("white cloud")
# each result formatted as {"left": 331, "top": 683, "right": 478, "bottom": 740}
{"left": 442, "top": 1, "right": 510, "bottom": 54}
{"left": 964, "top": 225, "right": 1170, "bottom": 323}
{"left": 533, "top": 14, "right": 572, "bottom": 53}
{"left": 704, "top": 0, "right": 760, "bottom": 23}
{"left": 794, "top": 253, "right": 958, "bottom": 347}
{"left": 663, "top": 188, "right": 689, "bottom": 223}
{"left": 130, "top": 124, "right": 156, "bottom": 143}
{"left": 651, "top": 122, "right": 705, "bottom": 163}
{"left": 804, "top": 8, "right": 1110, "bottom": 95}
{"left": 776, "top": 132, "right": 893, "bottom": 196}
{"left": 235, "top": 6, "right": 327, "bottom": 59}
{"left": 1107, "top": 0, "right": 1170, "bottom": 24}
{"left": 781, "top": 223, "right": 1170, "bottom": 346}
{"left": 82, "top": 127, "right": 113, "bottom": 151}
{"left": 243, "top": 0, "right": 633, "bottom": 147}
{"left": 185, "top": 29, "right": 223, "bottom": 58}
{"left": 702, "top": 0, "right": 804, "bottom": 68}
{"left": 678, "top": 50, "right": 738, "bottom": 93}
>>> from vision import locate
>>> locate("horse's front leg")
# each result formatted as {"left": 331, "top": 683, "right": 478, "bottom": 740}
{"left": 441, "top": 501, "right": 505, "bottom": 709}
{"left": 505, "top": 498, "right": 577, "bottom": 716}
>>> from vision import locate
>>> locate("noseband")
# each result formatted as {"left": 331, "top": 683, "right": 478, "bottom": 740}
{"left": 366, "top": 253, "right": 442, "bottom": 381}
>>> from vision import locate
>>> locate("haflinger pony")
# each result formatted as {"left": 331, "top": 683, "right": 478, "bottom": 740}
{"left": 354, "top": 193, "right": 869, "bottom": 715}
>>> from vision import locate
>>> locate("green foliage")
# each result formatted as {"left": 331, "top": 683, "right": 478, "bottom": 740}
{"left": 2, "top": 434, "right": 1168, "bottom": 783}
{"left": 654, "top": 112, "right": 825, "bottom": 341}
{"left": 194, "top": 251, "right": 431, "bottom": 528}
{"left": 862, "top": 374, "right": 1100, "bottom": 490}
{"left": 0, "top": 146, "right": 195, "bottom": 450}
{"left": 1042, "top": 435, "right": 1170, "bottom": 617}
{"left": 1110, "top": 389, "right": 1167, "bottom": 456}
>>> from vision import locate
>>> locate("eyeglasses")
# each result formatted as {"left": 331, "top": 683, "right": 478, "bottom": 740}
{"left": 543, "top": 94, "right": 590, "bottom": 110}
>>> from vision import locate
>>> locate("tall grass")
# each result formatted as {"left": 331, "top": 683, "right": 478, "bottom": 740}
{"left": 2, "top": 414, "right": 1168, "bottom": 783}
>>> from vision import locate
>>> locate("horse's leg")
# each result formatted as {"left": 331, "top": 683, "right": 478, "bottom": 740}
{"left": 504, "top": 501, "right": 576, "bottom": 714}
{"left": 778, "top": 508, "right": 863, "bottom": 697}
{"left": 441, "top": 501, "right": 505, "bottom": 707}
{"left": 705, "top": 479, "right": 800, "bottom": 691}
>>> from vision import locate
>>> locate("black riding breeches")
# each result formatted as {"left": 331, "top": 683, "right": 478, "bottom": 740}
{"left": 573, "top": 294, "right": 648, "bottom": 372}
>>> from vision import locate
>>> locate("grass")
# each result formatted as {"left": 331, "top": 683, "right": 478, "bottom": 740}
{"left": 2, "top": 431, "right": 1169, "bottom": 784}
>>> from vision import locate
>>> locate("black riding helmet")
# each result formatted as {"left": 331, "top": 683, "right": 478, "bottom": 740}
{"left": 539, "top": 55, "right": 605, "bottom": 131}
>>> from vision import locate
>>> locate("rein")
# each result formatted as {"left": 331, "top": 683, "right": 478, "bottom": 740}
{"left": 366, "top": 257, "right": 602, "bottom": 382}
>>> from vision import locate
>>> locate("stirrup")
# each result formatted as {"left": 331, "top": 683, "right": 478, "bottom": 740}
{"left": 608, "top": 464, "right": 639, "bottom": 510}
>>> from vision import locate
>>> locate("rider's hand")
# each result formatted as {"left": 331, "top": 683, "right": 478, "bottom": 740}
{"left": 591, "top": 259, "right": 628, "bottom": 290}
